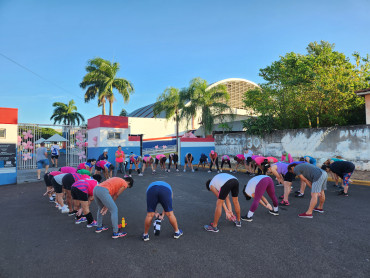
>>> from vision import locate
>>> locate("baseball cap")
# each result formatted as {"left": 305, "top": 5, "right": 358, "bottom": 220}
{"left": 103, "top": 149, "right": 108, "bottom": 152}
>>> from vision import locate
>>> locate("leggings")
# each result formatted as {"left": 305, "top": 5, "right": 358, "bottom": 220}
{"left": 209, "top": 157, "right": 219, "bottom": 171}
{"left": 220, "top": 159, "right": 231, "bottom": 169}
{"left": 250, "top": 177, "right": 278, "bottom": 212}
{"left": 93, "top": 186, "right": 119, "bottom": 233}
{"left": 114, "top": 162, "right": 126, "bottom": 176}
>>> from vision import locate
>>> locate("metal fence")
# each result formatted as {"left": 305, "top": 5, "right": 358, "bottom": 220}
{"left": 17, "top": 123, "right": 87, "bottom": 169}
{"left": 142, "top": 145, "right": 177, "bottom": 156}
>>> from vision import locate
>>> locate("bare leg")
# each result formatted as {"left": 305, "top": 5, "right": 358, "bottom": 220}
{"left": 306, "top": 192, "right": 319, "bottom": 214}
{"left": 144, "top": 212, "right": 155, "bottom": 234}
{"left": 231, "top": 197, "right": 241, "bottom": 221}
{"left": 283, "top": 181, "right": 292, "bottom": 202}
{"left": 45, "top": 165, "right": 49, "bottom": 174}
{"left": 317, "top": 190, "right": 325, "bottom": 209}
{"left": 212, "top": 199, "right": 224, "bottom": 227}
{"left": 66, "top": 190, "right": 73, "bottom": 211}
{"left": 37, "top": 169, "right": 41, "bottom": 179}
{"left": 165, "top": 211, "right": 179, "bottom": 231}
{"left": 300, "top": 180, "right": 306, "bottom": 194}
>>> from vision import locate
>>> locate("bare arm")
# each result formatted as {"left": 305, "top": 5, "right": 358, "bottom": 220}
{"left": 298, "top": 174, "right": 312, "bottom": 188}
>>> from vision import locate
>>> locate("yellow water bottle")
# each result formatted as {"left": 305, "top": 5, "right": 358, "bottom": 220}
{"left": 121, "top": 217, "right": 126, "bottom": 228}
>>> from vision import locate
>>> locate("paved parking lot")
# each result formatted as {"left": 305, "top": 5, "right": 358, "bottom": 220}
{"left": 1, "top": 170, "right": 369, "bottom": 277}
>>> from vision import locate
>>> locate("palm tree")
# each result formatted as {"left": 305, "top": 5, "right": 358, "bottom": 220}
{"left": 50, "top": 100, "right": 85, "bottom": 126}
{"left": 119, "top": 109, "right": 127, "bottom": 116}
{"left": 153, "top": 87, "right": 185, "bottom": 153}
{"left": 181, "top": 77, "right": 233, "bottom": 137}
{"left": 80, "top": 57, "right": 134, "bottom": 115}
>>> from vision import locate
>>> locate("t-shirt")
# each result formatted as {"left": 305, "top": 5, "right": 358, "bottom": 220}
{"left": 98, "top": 177, "right": 127, "bottom": 196}
{"left": 51, "top": 145, "right": 60, "bottom": 156}
{"left": 251, "top": 155, "right": 260, "bottom": 160}
{"left": 147, "top": 181, "right": 172, "bottom": 194}
{"left": 156, "top": 154, "right": 166, "bottom": 160}
{"left": 60, "top": 166, "right": 77, "bottom": 174}
{"left": 72, "top": 179, "right": 97, "bottom": 196}
{"left": 54, "top": 173, "right": 68, "bottom": 185}
{"left": 244, "top": 175, "right": 269, "bottom": 196}
{"left": 222, "top": 155, "right": 230, "bottom": 160}
{"left": 115, "top": 150, "right": 125, "bottom": 163}
{"left": 281, "top": 153, "right": 293, "bottom": 163}
{"left": 304, "top": 156, "right": 317, "bottom": 165}
{"left": 244, "top": 150, "right": 253, "bottom": 158}
{"left": 96, "top": 160, "right": 111, "bottom": 169}
{"left": 50, "top": 171, "right": 62, "bottom": 176}
{"left": 130, "top": 155, "right": 139, "bottom": 162}
{"left": 72, "top": 173, "right": 90, "bottom": 182}
{"left": 330, "top": 161, "right": 355, "bottom": 178}
{"left": 210, "top": 152, "right": 218, "bottom": 159}
{"left": 267, "top": 157, "right": 278, "bottom": 163}
{"left": 272, "top": 162, "right": 289, "bottom": 175}
{"left": 143, "top": 155, "right": 152, "bottom": 162}
{"left": 293, "top": 163, "right": 322, "bottom": 182}
{"left": 98, "top": 154, "right": 108, "bottom": 161}
{"left": 77, "top": 169, "right": 91, "bottom": 176}
{"left": 200, "top": 153, "right": 208, "bottom": 160}
{"left": 209, "top": 173, "right": 237, "bottom": 191}
{"left": 236, "top": 154, "right": 245, "bottom": 161}
{"left": 254, "top": 156, "right": 267, "bottom": 165}
{"left": 36, "top": 147, "right": 47, "bottom": 161}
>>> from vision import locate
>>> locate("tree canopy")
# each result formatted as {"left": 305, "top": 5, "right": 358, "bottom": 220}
{"left": 243, "top": 41, "right": 370, "bottom": 134}
{"left": 50, "top": 100, "right": 85, "bottom": 126}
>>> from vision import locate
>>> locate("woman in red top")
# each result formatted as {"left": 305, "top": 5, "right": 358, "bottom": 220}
{"left": 208, "top": 150, "right": 220, "bottom": 173}
{"left": 93, "top": 177, "right": 134, "bottom": 239}
{"left": 114, "top": 146, "right": 126, "bottom": 177}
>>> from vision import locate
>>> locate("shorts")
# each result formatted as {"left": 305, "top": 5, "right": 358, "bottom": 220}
{"left": 44, "top": 173, "right": 52, "bottom": 187}
{"left": 284, "top": 172, "right": 296, "bottom": 182}
{"left": 199, "top": 158, "right": 208, "bottom": 163}
{"left": 155, "top": 158, "right": 160, "bottom": 165}
{"left": 62, "top": 173, "right": 75, "bottom": 190}
{"left": 37, "top": 159, "right": 49, "bottom": 169}
{"left": 218, "top": 178, "right": 239, "bottom": 200}
{"left": 246, "top": 157, "right": 252, "bottom": 164}
{"left": 184, "top": 157, "right": 193, "bottom": 163}
{"left": 311, "top": 170, "right": 328, "bottom": 193}
{"left": 51, "top": 177, "right": 63, "bottom": 193}
{"left": 51, "top": 155, "right": 59, "bottom": 159}
{"left": 342, "top": 172, "right": 353, "bottom": 187}
{"left": 146, "top": 185, "right": 173, "bottom": 212}
{"left": 71, "top": 187, "right": 88, "bottom": 201}
{"left": 170, "top": 155, "right": 178, "bottom": 163}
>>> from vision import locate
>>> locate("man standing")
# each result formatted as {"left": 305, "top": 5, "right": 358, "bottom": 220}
{"left": 142, "top": 181, "right": 183, "bottom": 241}
{"left": 114, "top": 146, "right": 125, "bottom": 176}
{"left": 288, "top": 163, "right": 328, "bottom": 218}
{"left": 36, "top": 142, "right": 49, "bottom": 180}
{"left": 322, "top": 161, "right": 355, "bottom": 197}
{"left": 204, "top": 173, "right": 241, "bottom": 232}
{"left": 50, "top": 142, "right": 60, "bottom": 168}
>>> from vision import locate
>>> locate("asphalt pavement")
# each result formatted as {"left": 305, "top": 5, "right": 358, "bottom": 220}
{"left": 1, "top": 169, "right": 369, "bottom": 278}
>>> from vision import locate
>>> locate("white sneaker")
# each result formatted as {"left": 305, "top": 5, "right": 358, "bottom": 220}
{"left": 61, "top": 207, "right": 69, "bottom": 213}
{"left": 168, "top": 169, "right": 170, "bottom": 173}
{"left": 176, "top": 169, "right": 179, "bottom": 172}
{"left": 229, "top": 170, "right": 232, "bottom": 173}
{"left": 208, "top": 170, "right": 211, "bottom": 173}
{"left": 217, "top": 170, "right": 220, "bottom": 173}
{"left": 138, "top": 173, "right": 143, "bottom": 176}
{"left": 183, "top": 169, "right": 186, "bottom": 172}
{"left": 220, "top": 170, "right": 223, "bottom": 172}
{"left": 192, "top": 169, "right": 195, "bottom": 173}
{"left": 129, "top": 175, "right": 132, "bottom": 177}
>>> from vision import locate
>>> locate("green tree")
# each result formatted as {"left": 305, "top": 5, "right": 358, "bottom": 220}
{"left": 80, "top": 57, "right": 134, "bottom": 115}
{"left": 181, "top": 77, "right": 233, "bottom": 136}
{"left": 244, "top": 41, "right": 370, "bottom": 129}
{"left": 153, "top": 87, "right": 185, "bottom": 153}
{"left": 50, "top": 100, "right": 85, "bottom": 126}
{"left": 119, "top": 109, "right": 127, "bottom": 116}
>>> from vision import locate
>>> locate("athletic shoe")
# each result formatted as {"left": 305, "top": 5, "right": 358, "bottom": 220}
{"left": 68, "top": 211, "right": 76, "bottom": 216}
{"left": 75, "top": 217, "right": 87, "bottom": 224}
{"left": 208, "top": 170, "right": 211, "bottom": 173}
{"left": 95, "top": 226, "right": 109, "bottom": 233}
{"left": 112, "top": 231, "right": 127, "bottom": 239}
{"left": 269, "top": 210, "right": 279, "bottom": 216}
{"left": 129, "top": 175, "right": 132, "bottom": 177}
{"left": 246, "top": 171, "right": 250, "bottom": 175}
{"left": 338, "top": 190, "right": 348, "bottom": 196}
{"left": 279, "top": 200, "right": 290, "bottom": 206}
{"left": 313, "top": 208, "right": 324, "bottom": 213}
{"left": 167, "top": 169, "right": 170, "bottom": 173}
{"left": 86, "top": 220, "right": 98, "bottom": 228}
{"left": 249, "top": 173, "right": 255, "bottom": 176}
{"left": 61, "top": 207, "right": 69, "bottom": 213}
{"left": 276, "top": 183, "right": 283, "bottom": 187}
{"left": 204, "top": 224, "right": 219, "bottom": 232}
{"left": 183, "top": 169, "right": 186, "bottom": 172}
{"left": 234, "top": 220, "right": 241, "bottom": 227}
{"left": 279, "top": 195, "right": 284, "bottom": 199}
{"left": 176, "top": 169, "right": 179, "bottom": 172}
{"left": 138, "top": 173, "right": 143, "bottom": 176}
{"left": 229, "top": 170, "right": 232, "bottom": 173}
{"left": 295, "top": 193, "right": 304, "bottom": 198}
{"left": 192, "top": 169, "right": 195, "bottom": 172}
{"left": 217, "top": 170, "right": 220, "bottom": 173}
{"left": 220, "top": 170, "right": 223, "bottom": 172}
{"left": 142, "top": 233, "right": 150, "bottom": 241}
{"left": 298, "top": 213, "right": 313, "bottom": 218}
{"left": 49, "top": 198, "right": 54, "bottom": 203}
{"left": 241, "top": 215, "right": 253, "bottom": 222}
{"left": 343, "top": 192, "right": 349, "bottom": 197}
{"left": 295, "top": 190, "right": 301, "bottom": 194}
{"left": 173, "top": 229, "right": 183, "bottom": 239}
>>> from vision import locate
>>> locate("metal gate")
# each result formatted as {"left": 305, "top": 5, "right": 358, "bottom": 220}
{"left": 17, "top": 124, "right": 87, "bottom": 169}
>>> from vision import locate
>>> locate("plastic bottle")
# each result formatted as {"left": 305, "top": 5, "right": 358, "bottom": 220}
{"left": 121, "top": 217, "right": 126, "bottom": 228}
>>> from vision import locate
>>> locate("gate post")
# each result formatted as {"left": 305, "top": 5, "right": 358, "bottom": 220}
{"left": 0, "top": 108, "right": 18, "bottom": 185}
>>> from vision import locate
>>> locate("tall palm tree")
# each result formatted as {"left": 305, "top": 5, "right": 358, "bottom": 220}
{"left": 153, "top": 87, "right": 185, "bottom": 153}
{"left": 181, "top": 77, "right": 233, "bottom": 137}
{"left": 50, "top": 100, "right": 85, "bottom": 125}
{"left": 80, "top": 57, "right": 134, "bottom": 115}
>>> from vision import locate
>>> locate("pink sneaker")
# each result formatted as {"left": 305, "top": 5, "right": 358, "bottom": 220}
{"left": 280, "top": 200, "right": 290, "bottom": 206}
{"left": 313, "top": 208, "right": 324, "bottom": 213}
{"left": 298, "top": 212, "right": 313, "bottom": 218}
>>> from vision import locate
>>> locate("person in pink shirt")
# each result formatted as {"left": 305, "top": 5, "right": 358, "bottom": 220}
{"left": 49, "top": 171, "right": 68, "bottom": 212}
{"left": 267, "top": 157, "right": 278, "bottom": 163}
{"left": 77, "top": 159, "right": 96, "bottom": 174}
{"left": 114, "top": 146, "right": 126, "bottom": 177}
{"left": 60, "top": 166, "right": 77, "bottom": 174}
{"left": 233, "top": 154, "right": 247, "bottom": 173}
{"left": 155, "top": 154, "right": 167, "bottom": 171}
{"left": 220, "top": 155, "right": 232, "bottom": 172}
{"left": 281, "top": 151, "right": 293, "bottom": 163}
{"left": 141, "top": 154, "right": 155, "bottom": 175}
{"left": 208, "top": 150, "right": 220, "bottom": 173}
{"left": 96, "top": 160, "right": 114, "bottom": 180}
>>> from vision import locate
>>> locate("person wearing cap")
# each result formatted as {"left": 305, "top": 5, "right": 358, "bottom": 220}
{"left": 208, "top": 150, "right": 220, "bottom": 173}
{"left": 241, "top": 175, "right": 279, "bottom": 222}
{"left": 114, "top": 146, "right": 126, "bottom": 177}
{"left": 167, "top": 153, "right": 179, "bottom": 172}
{"left": 220, "top": 155, "right": 232, "bottom": 172}
{"left": 93, "top": 177, "right": 134, "bottom": 239}
{"left": 128, "top": 153, "right": 142, "bottom": 177}
{"left": 142, "top": 154, "right": 155, "bottom": 175}
{"left": 204, "top": 173, "right": 242, "bottom": 232}
{"left": 154, "top": 154, "right": 167, "bottom": 171}
{"left": 322, "top": 161, "right": 355, "bottom": 197}
{"left": 281, "top": 151, "right": 293, "bottom": 163}
{"left": 98, "top": 149, "right": 109, "bottom": 162}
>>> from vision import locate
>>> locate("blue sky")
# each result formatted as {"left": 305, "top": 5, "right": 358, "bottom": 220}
{"left": 1, "top": 0, "right": 369, "bottom": 124}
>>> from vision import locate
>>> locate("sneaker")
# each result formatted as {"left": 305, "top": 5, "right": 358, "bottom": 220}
{"left": 229, "top": 170, "right": 232, "bottom": 173}
{"left": 75, "top": 217, "right": 87, "bottom": 224}
{"left": 298, "top": 212, "right": 313, "bottom": 218}
{"left": 269, "top": 210, "right": 279, "bottom": 216}
{"left": 112, "top": 231, "right": 127, "bottom": 239}
{"left": 313, "top": 208, "right": 324, "bottom": 213}
{"left": 279, "top": 200, "right": 290, "bottom": 206}
{"left": 241, "top": 215, "right": 253, "bottom": 222}
{"left": 295, "top": 190, "right": 301, "bottom": 194}
{"left": 173, "top": 229, "right": 183, "bottom": 239}
{"left": 49, "top": 198, "right": 54, "bottom": 203}
{"left": 68, "top": 211, "right": 76, "bottom": 216}
{"left": 95, "top": 226, "right": 109, "bottom": 233}
{"left": 276, "top": 183, "right": 283, "bottom": 187}
{"left": 87, "top": 220, "right": 98, "bottom": 228}
{"left": 176, "top": 169, "right": 179, "bottom": 172}
{"left": 204, "top": 224, "right": 219, "bottom": 232}
{"left": 249, "top": 173, "right": 255, "bottom": 176}
{"left": 295, "top": 193, "right": 304, "bottom": 198}
{"left": 192, "top": 169, "right": 195, "bottom": 172}
{"left": 343, "top": 192, "right": 349, "bottom": 197}
{"left": 234, "top": 220, "right": 241, "bottom": 227}
{"left": 138, "top": 173, "right": 143, "bottom": 176}
{"left": 61, "top": 206, "right": 69, "bottom": 213}
{"left": 217, "top": 170, "right": 220, "bottom": 173}
{"left": 208, "top": 170, "right": 211, "bottom": 173}
{"left": 220, "top": 170, "right": 223, "bottom": 172}
{"left": 183, "top": 169, "right": 186, "bottom": 172}
{"left": 142, "top": 233, "right": 150, "bottom": 241}
{"left": 167, "top": 169, "right": 170, "bottom": 173}
{"left": 279, "top": 195, "right": 284, "bottom": 199}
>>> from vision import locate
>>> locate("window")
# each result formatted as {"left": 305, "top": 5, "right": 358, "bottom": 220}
{"left": 0, "top": 129, "right": 5, "bottom": 139}
{"left": 107, "top": 132, "right": 121, "bottom": 140}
